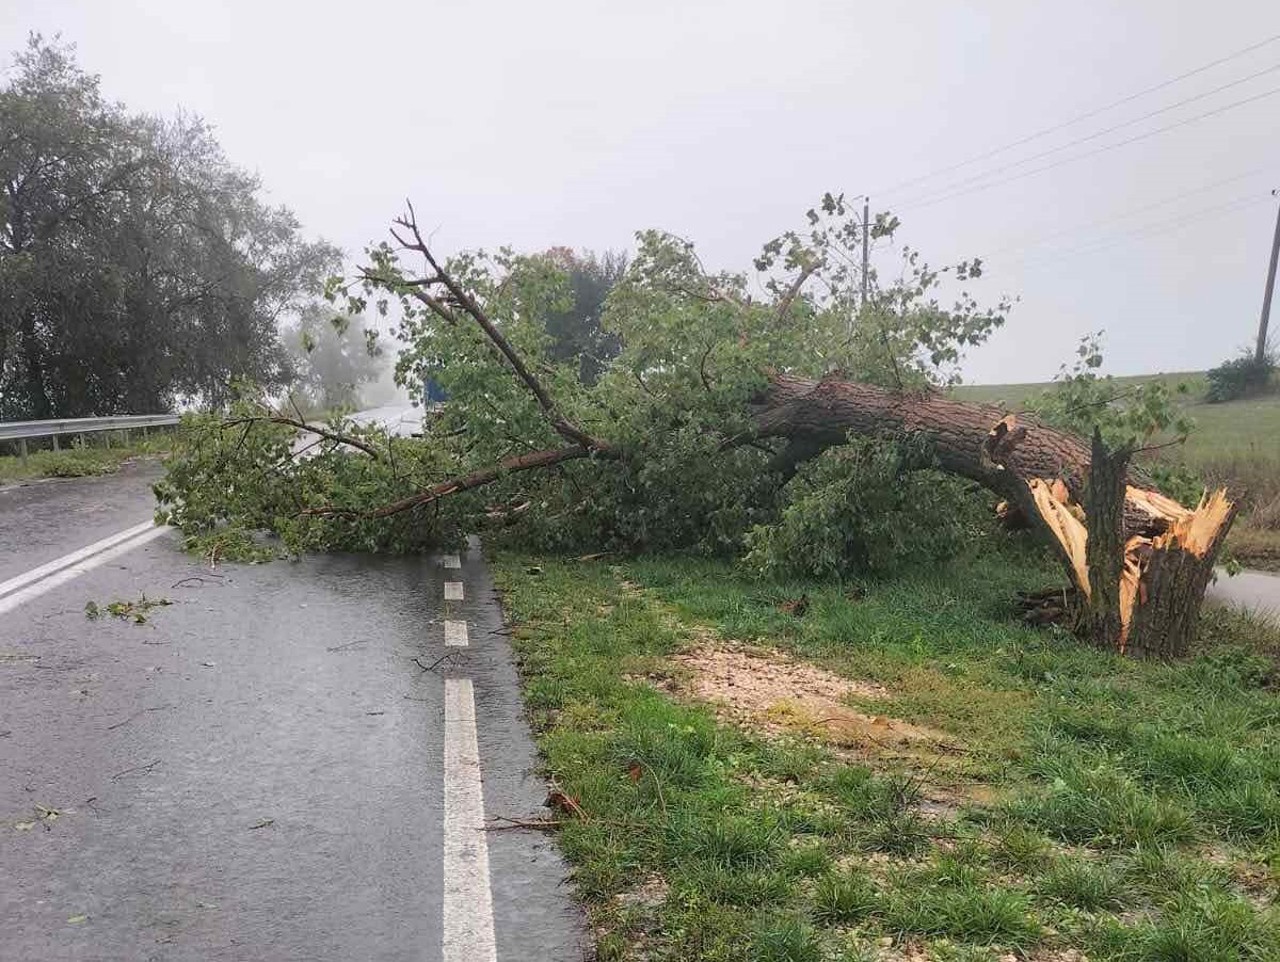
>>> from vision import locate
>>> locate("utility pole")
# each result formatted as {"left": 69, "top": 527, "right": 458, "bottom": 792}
{"left": 861, "top": 197, "right": 871, "bottom": 309}
{"left": 1258, "top": 189, "right": 1280, "bottom": 364}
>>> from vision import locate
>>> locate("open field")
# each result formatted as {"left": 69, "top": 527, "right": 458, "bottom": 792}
{"left": 952, "top": 373, "right": 1280, "bottom": 469}
{"left": 496, "top": 548, "right": 1280, "bottom": 962}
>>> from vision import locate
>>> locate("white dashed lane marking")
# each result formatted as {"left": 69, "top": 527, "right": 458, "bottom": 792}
{"left": 442, "top": 553, "right": 461, "bottom": 569}
{"left": 443, "top": 581, "right": 464, "bottom": 601}
{"left": 444, "top": 619, "right": 469, "bottom": 647}
{"left": 0, "top": 522, "right": 169, "bottom": 615}
{"left": 442, "top": 678, "right": 497, "bottom": 962}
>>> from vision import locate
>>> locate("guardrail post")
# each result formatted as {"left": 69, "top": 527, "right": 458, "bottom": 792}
{"left": 52, "top": 434, "right": 60, "bottom": 453}
{"left": 19, "top": 439, "right": 28, "bottom": 467}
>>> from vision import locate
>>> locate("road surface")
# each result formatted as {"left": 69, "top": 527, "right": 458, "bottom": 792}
{"left": 1208, "top": 566, "right": 1280, "bottom": 621}
{"left": 0, "top": 462, "right": 584, "bottom": 961}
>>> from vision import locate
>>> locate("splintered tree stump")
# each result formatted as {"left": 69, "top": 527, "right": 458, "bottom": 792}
{"left": 749, "top": 374, "right": 1238, "bottom": 658}
{"left": 1123, "top": 494, "right": 1237, "bottom": 657}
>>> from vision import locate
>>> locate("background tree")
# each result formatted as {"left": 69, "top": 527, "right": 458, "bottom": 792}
{"left": 0, "top": 35, "right": 337, "bottom": 419}
{"left": 538, "top": 248, "right": 628, "bottom": 384}
{"left": 282, "top": 303, "right": 386, "bottom": 415}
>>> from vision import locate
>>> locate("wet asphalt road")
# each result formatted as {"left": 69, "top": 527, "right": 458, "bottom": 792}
{"left": 0, "top": 467, "right": 584, "bottom": 961}
{"left": 1208, "top": 567, "right": 1280, "bottom": 620}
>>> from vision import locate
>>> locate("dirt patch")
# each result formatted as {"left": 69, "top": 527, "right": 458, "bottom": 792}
{"left": 615, "top": 874, "right": 669, "bottom": 910}
{"left": 670, "top": 645, "right": 953, "bottom": 756}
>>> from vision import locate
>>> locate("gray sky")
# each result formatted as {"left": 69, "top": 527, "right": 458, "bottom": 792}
{"left": 5, "top": 1, "right": 1280, "bottom": 383}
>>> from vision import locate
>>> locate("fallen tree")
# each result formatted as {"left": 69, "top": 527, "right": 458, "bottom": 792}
{"left": 159, "top": 195, "right": 1233, "bottom": 658}
{"left": 751, "top": 375, "right": 1235, "bottom": 656}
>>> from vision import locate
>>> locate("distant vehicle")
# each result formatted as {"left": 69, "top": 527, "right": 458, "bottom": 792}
{"left": 423, "top": 376, "right": 448, "bottom": 405}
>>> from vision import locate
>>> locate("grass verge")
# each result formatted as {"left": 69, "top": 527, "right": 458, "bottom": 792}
{"left": 0, "top": 436, "right": 173, "bottom": 484}
{"left": 494, "top": 544, "right": 1280, "bottom": 961}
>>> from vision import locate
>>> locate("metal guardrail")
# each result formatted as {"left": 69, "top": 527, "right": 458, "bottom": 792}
{"left": 0, "top": 413, "right": 181, "bottom": 462}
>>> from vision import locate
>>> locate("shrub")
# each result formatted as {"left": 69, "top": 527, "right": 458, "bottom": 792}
{"left": 1206, "top": 352, "right": 1276, "bottom": 403}
{"left": 743, "top": 436, "right": 990, "bottom": 580}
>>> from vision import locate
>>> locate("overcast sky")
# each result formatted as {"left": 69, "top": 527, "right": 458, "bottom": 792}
{"left": 5, "top": 1, "right": 1280, "bottom": 383}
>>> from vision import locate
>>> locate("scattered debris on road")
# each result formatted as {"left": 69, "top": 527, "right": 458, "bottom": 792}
{"left": 110, "top": 758, "right": 161, "bottom": 781}
{"left": 85, "top": 595, "right": 173, "bottom": 625}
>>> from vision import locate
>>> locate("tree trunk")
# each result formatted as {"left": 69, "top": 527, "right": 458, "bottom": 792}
{"left": 750, "top": 373, "right": 1236, "bottom": 658}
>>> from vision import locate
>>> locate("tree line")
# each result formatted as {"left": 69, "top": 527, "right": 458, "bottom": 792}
{"left": 0, "top": 35, "right": 338, "bottom": 420}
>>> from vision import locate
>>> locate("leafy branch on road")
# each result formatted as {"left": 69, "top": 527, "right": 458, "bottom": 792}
{"left": 85, "top": 595, "right": 173, "bottom": 625}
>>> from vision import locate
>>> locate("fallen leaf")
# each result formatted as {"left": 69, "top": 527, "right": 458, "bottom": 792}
{"left": 14, "top": 821, "right": 35, "bottom": 831}
{"left": 200, "top": 662, "right": 215, "bottom": 668}
{"left": 626, "top": 762, "right": 643, "bottom": 783}
{"left": 67, "top": 915, "right": 87, "bottom": 924}
{"left": 544, "top": 789, "right": 586, "bottom": 819}
{"left": 777, "top": 594, "right": 809, "bottom": 618}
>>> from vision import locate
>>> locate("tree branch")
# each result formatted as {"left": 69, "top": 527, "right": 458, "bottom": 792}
{"left": 391, "top": 202, "right": 600, "bottom": 451}
{"left": 305, "top": 443, "right": 619, "bottom": 520}
{"left": 774, "top": 263, "right": 818, "bottom": 323}
{"left": 225, "top": 414, "right": 383, "bottom": 461}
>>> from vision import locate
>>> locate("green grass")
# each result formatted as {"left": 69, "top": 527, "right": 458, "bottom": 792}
{"left": 0, "top": 434, "right": 173, "bottom": 483}
{"left": 495, "top": 544, "right": 1280, "bottom": 961}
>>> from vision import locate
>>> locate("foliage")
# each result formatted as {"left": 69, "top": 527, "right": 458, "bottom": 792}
{"left": 0, "top": 36, "right": 337, "bottom": 418}
{"left": 743, "top": 436, "right": 990, "bottom": 579}
{"left": 162, "top": 192, "right": 1010, "bottom": 564}
{"left": 153, "top": 405, "right": 466, "bottom": 557}
{"left": 1030, "top": 332, "right": 1194, "bottom": 450}
{"left": 1206, "top": 350, "right": 1276, "bottom": 403}
{"left": 753, "top": 192, "right": 1011, "bottom": 389}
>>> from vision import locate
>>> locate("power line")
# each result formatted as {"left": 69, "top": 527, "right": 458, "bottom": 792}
{"left": 892, "top": 61, "right": 1280, "bottom": 210}
{"left": 983, "top": 164, "right": 1274, "bottom": 258}
{"left": 875, "top": 31, "right": 1280, "bottom": 199}
{"left": 895, "top": 84, "right": 1280, "bottom": 213}
{"left": 1005, "top": 192, "right": 1272, "bottom": 270}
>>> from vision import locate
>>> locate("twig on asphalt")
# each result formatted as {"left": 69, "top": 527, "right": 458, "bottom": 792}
{"left": 484, "top": 815, "right": 569, "bottom": 831}
{"left": 171, "top": 574, "right": 224, "bottom": 589}
{"left": 326, "top": 640, "right": 367, "bottom": 653}
{"left": 105, "top": 705, "right": 173, "bottom": 731}
{"left": 413, "top": 652, "right": 457, "bottom": 672}
{"left": 110, "top": 759, "right": 161, "bottom": 781}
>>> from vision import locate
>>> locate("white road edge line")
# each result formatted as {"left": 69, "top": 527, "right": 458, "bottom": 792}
{"left": 444, "top": 619, "right": 469, "bottom": 647}
{"left": 443, "top": 678, "right": 497, "bottom": 962}
{"left": 0, "top": 525, "right": 170, "bottom": 616}
{"left": 443, "top": 581, "right": 464, "bottom": 601}
{"left": 0, "top": 519, "right": 157, "bottom": 600}
{"left": 442, "top": 553, "right": 461, "bottom": 569}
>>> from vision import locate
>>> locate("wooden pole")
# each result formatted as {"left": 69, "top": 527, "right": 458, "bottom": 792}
{"left": 1257, "top": 190, "right": 1280, "bottom": 365}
